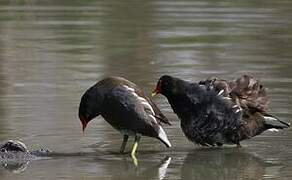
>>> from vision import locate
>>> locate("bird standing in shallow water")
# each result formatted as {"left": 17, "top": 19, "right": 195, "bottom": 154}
{"left": 79, "top": 76, "right": 171, "bottom": 158}
{"left": 152, "top": 75, "right": 290, "bottom": 147}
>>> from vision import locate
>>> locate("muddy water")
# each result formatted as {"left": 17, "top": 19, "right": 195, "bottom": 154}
{"left": 0, "top": 0, "right": 292, "bottom": 179}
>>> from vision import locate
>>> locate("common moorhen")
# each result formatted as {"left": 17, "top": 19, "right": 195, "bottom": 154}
{"left": 152, "top": 75, "right": 290, "bottom": 146}
{"left": 79, "top": 76, "right": 171, "bottom": 156}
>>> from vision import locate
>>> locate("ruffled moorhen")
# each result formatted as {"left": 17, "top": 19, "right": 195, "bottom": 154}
{"left": 152, "top": 75, "right": 290, "bottom": 147}
{"left": 79, "top": 76, "right": 171, "bottom": 156}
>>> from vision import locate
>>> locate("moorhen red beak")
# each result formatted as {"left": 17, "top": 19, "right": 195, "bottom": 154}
{"left": 79, "top": 116, "right": 88, "bottom": 132}
{"left": 152, "top": 81, "right": 162, "bottom": 97}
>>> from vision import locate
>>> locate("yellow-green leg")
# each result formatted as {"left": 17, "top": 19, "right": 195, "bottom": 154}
{"left": 120, "top": 135, "right": 129, "bottom": 153}
{"left": 131, "top": 135, "right": 140, "bottom": 156}
{"left": 131, "top": 135, "right": 140, "bottom": 166}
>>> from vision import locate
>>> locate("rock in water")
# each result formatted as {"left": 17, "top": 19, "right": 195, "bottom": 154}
{"left": 0, "top": 139, "right": 51, "bottom": 173}
{"left": 0, "top": 140, "right": 28, "bottom": 153}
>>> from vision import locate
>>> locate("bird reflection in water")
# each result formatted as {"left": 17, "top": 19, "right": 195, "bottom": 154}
{"left": 181, "top": 148, "right": 282, "bottom": 180}
{"left": 110, "top": 156, "right": 172, "bottom": 180}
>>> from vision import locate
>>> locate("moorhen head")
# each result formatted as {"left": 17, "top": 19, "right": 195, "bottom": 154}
{"left": 79, "top": 85, "right": 102, "bottom": 132}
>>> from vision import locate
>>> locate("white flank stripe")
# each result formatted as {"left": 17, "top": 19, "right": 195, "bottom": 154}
{"left": 218, "top": 90, "right": 224, "bottom": 96}
{"left": 131, "top": 92, "right": 138, "bottom": 97}
{"left": 235, "top": 109, "right": 241, "bottom": 113}
{"left": 223, "top": 97, "right": 231, "bottom": 100}
{"left": 142, "top": 101, "right": 155, "bottom": 115}
{"left": 123, "top": 85, "right": 156, "bottom": 116}
{"left": 149, "top": 114, "right": 157, "bottom": 123}
{"left": 122, "top": 85, "right": 135, "bottom": 92}
{"left": 138, "top": 96, "right": 147, "bottom": 102}
{"left": 158, "top": 126, "right": 171, "bottom": 147}
{"left": 232, "top": 105, "right": 238, "bottom": 108}
{"left": 264, "top": 116, "right": 277, "bottom": 121}
{"left": 268, "top": 128, "right": 279, "bottom": 132}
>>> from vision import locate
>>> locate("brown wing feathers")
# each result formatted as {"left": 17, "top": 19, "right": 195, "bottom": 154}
{"left": 199, "top": 75, "right": 291, "bottom": 141}
{"left": 199, "top": 75, "right": 268, "bottom": 113}
{"left": 231, "top": 75, "right": 268, "bottom": 112}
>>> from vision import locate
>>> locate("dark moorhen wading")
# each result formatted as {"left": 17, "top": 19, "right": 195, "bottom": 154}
{"left": 152, "top": 75, "right": 290, "bottom": 147}
{"left": 79, "top": 76, "right": 171, "bottom": 156}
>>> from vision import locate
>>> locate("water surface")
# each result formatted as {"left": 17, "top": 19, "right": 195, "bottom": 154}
{"left": 1, "top": 0, "right": 292, "bottom": 179}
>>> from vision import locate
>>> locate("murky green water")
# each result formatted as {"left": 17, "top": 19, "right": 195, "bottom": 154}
{"left": 1, "top": 0, "right": 292, "bottom": 179}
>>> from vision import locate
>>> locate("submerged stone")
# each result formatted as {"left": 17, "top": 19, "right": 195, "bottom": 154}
{"left": 0, "top": 140, "right": 28, "bottom": 153}
{"left": 0, "top": 139, "right": 51, "bottom": 173}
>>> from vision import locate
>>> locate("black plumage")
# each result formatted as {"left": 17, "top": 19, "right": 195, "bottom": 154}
{"left": 79, "top": 76, "right": 171, "bottom": 155}
{"left": 152, "top": 75, "right": 290, "bottom": 146}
